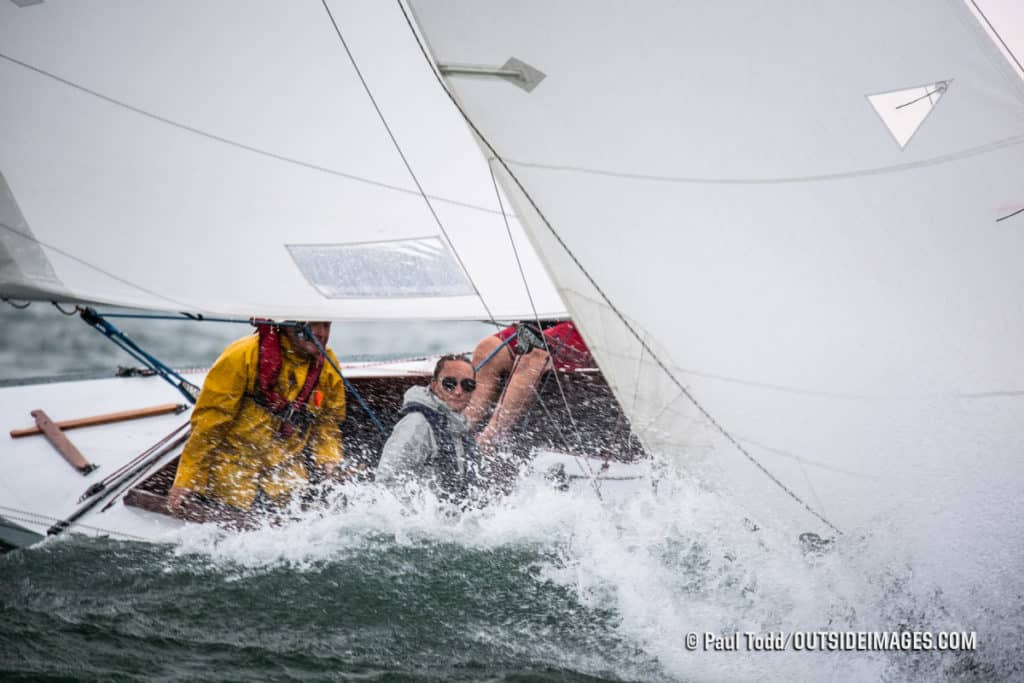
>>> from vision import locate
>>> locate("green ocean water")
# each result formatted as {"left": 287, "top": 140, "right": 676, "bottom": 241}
{"left": 2, "top": 306, "right": 1023, "bottom": 682}
{"left": 2, "top": 477, "right": 1022, "bottom": 683}
{"left": 0, "top": 533, "right": 660, "bottom": 682}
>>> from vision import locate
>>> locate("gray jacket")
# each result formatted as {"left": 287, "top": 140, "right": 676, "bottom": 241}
{"left": 376, "top": 385, "right": 473, "bottom": 493}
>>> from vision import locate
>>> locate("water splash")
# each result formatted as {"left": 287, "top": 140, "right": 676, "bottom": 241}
{"left": 157, "top": 460, "right": 1022, "bottom": 682}
{"left": 4, "top": 458, "right": 1021, "bottom": 681}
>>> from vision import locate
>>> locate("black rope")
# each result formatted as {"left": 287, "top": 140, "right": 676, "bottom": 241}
{"left": 48, "top": 425, "right": 191, "bottom": 537}
{"left": 318, "top": 0, "right": 498, "bottom": 326}
{"left": 81, "top": 421, "right": 191, "bottom": 503}
{"left": 1, "top": 297, "right": 31, "bottom": 309}
{"left": 397, "top": 1, "right": 841, "bottom": 534}
{"left": 99, "top": 427, "right": 192, "bottom": 513}
{"left": 996, "top": 207, "right": 1024, "bottom": 223}
{"left": 894, "top": 84, "right": 946, "bottom": 110}
{"left": 51, "top": 301, "right": 79, "bottom": 315}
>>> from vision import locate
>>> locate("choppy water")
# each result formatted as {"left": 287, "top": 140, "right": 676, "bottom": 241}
{"left": 2, "top": 304, "right": 1023, "bottom": 681}
{"left": 3, "top": 480, "right": 1021, "bottom": 682}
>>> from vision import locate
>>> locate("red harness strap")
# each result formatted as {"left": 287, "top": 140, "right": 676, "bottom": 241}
{"left": 254, "top": 324, "right": 325, "bottom": 437}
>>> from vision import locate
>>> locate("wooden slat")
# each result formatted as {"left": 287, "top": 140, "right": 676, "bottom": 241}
{"left": 10, "top": 403, "right": 186, "bottom": 438}
{"left": 122, "top": 489, "right": 170, "bottom": 516}
{"left": 30, "top": 409, "right": 97, "bottom": 475}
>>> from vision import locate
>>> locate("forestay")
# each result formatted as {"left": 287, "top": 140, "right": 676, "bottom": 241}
{"left": 0, "top": 0, "right": 564, "bottom": 321}
{"left": 409, "top": 0, "right": 1024, "bottom": 536}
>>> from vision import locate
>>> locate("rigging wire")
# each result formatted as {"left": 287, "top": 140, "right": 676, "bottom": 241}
{"left": 92, "top": 311, "right": 252, "bottom": 324}
{"left": 0, "top": 504, "right": 149, "bottom": 543}
{"left": 319, "top": 0, "right": 498, "bottom": 326}
{"left": 0, "top": 220, "right": 197, "bottom": 311}
{"left": 79, "top": 308, "right": 201, "bottom": 404}
{"left": 396, "top": 1, "right": 841, "bottom": 535}
{"left": 301, "top": 323, "right": 388, "bottom": 437}
{"left": 968, "top": 0, "right": 1024, "bottom": 77}
{"left": 486, "top": 165, "right": 590, "bottom": 467}
{"left": 0, "top": 52, "right": 508, "bottom": 218}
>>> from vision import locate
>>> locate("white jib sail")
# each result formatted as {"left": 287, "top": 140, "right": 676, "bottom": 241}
{"left": 0, "top": 0, "right": 565, "bottom": 321}
{"left": 408, "top": 0, "right": 1024, "bottom": 540}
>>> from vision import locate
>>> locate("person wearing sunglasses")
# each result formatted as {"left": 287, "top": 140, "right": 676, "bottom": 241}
{"left": 376, "top": 354, "right": 480, "bottom": 504}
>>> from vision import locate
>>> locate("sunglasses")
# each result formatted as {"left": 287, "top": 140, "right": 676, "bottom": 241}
{"left": 440, "top": 376, "right": 477, "bottom": 393}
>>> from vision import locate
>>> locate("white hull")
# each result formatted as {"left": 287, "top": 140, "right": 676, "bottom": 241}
{"left": 1, "top": 360, "right": 647, "bottom": 549}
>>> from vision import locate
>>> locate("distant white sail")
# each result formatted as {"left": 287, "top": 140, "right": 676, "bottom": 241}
{"left": 0, "top": 0, "right": 565, "bottom": 321}
{"left": 409, "top": 0, "right": 1024, "bottom": 534}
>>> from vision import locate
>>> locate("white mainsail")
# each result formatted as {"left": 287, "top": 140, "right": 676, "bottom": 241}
{"left": 408, "top": 1, "right": 1024, "bottom": 535}
{"left": 0, "top": 0, "right": 564, "bottom": 321}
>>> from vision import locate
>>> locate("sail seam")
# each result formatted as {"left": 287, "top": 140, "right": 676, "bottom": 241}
{"left": 398, "top": 0, "right": 842, "bottom": 534}
{"left": 737, "top": 436, "right": 881, "bottom": 481}
{"left": 498, "top": 135, "right": 1024, "bottom": 186}
{"left": 0, "top": 51, "right": 510, "bottom": 218}
{"left": 557, "top": 294, "right": 1024, "bottom": 401}
{"left": 319, "top": 1, "right": 497, "bottom": 325}
{"left": 567, "top": 289, "right": 1024, "bottom": 400}
{"left": 0, "top": 220, "right": 197, "bottom": 310}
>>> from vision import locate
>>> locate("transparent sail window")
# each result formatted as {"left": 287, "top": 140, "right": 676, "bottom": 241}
{"left": 287, "top": 237, "right": 474, "bottom": 299}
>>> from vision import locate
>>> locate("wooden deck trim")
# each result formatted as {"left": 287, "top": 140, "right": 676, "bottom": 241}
{"left": 10, "top": 403, "right": 187, "bottom": 438}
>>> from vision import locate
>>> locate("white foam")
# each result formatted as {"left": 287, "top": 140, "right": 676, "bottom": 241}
{"left": 162, "top": 457, "right": 1021, "bottom": 681}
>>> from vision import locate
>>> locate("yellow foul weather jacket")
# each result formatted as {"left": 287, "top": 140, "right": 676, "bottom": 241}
{"left": 172, "top": 332, "right": 346, "bottom": 509}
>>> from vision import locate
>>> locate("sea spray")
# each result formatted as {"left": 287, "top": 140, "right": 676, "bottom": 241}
{"left": 2, "top": 462, "right": 1020, "bottom": 681}
{"left": 161, "top": 464, "right": 1018, "bottom": 681}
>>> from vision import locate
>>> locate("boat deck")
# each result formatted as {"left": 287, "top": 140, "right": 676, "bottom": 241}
{"left": 1, "top": 358, "right": 646, "bottom": 547}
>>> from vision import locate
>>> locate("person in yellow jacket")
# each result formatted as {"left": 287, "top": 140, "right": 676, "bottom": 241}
{"left": 167, "top": 321, "right": 345, "bottom": 523}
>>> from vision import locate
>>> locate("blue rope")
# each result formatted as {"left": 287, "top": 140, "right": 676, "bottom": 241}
{"left": 302, "top": 324, "right": 388, "bottom": 437}
{"left": 475, "top": 332, "right": 517, "bottom": 371}
{"left": 81, "top": 312, "right": 387, "bottom": 437}
{"left": 79, "top": 308, "right": 200, "bottom": 404}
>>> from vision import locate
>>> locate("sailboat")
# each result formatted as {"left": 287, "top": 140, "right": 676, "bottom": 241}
{"left": 3, "top": 0, "right": 1024, "bottom": 569}
{"left": 0, "top": 1, "right": 644, "bottom": 548}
